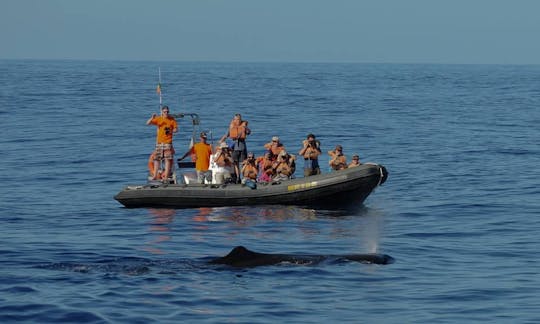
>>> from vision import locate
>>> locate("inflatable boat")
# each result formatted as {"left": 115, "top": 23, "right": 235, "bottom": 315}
{"left": 114, "top": 163, "right": 388, "bottom": 208}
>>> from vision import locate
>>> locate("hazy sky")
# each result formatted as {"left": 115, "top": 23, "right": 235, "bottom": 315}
{"left": 1, "top": 0, "right": 539, "bottom": 64}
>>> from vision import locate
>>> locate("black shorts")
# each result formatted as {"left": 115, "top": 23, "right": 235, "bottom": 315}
{"left": 232, "top": 150, "right": 247, "bottom": 164}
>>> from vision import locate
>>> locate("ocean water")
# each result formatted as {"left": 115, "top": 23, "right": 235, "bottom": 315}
{"left": 1, "top": 60, "right": 539, "bottom": 323}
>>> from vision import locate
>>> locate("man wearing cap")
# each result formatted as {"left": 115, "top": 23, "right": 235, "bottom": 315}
{"left": 264, "top": 136, "right": 286, "bottom": 161}
{"left": 348, "top": 154, "right": 361, "bottom": 168}
{"left": 146, "top": 105, "right": 178, "bottom": 181}
{"left": 178, "top": 132, "right": 213, "bottom": 184}
{"left": 328, "top": 144, "right": 348, "bottom": 171}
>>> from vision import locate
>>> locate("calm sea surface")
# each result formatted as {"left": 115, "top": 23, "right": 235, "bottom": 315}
{"left": 1, "top": 60, "right": 539, "bottom": 323}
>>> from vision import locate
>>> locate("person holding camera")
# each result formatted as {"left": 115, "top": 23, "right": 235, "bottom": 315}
{"left": 146, "top": 105, "right": 178, "bottom": 181}
{"left": 273, "top": 151, "right": 293, "bottom": 181}
{"left": 299, "top": 133, "right": 321, "bottom": 177}
{"left": 241, "top": 152, "right": 259, "bottom": 183}
{"left": 213, "top": 142, "right": 235, "bottom": 184}
{"left": 328, "top": 144, "right": 348, "bottom": 171}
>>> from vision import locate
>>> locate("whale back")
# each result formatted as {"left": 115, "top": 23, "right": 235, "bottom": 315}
{"left": 210, "top": 246, "right": 394, "bottom": 268}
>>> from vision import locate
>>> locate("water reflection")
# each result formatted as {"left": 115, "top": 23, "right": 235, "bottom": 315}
{"left": 189, "top": 205, "right": 363, "bottom": 224}
{"left": 142, "top": 204, "right": 387, "bottom": 255}
{"left": 143, "top": 208, "right": 176, "bottom": 255}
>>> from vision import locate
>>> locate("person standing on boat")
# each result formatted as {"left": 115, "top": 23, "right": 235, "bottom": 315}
{"left": 178, "top": 132, "right": 213, "bottom": 184}
{"left": 146, "top": 105, "right": 178, "bottom": 181}
{"left": 299, "top": 133, "right": 321, "bottom": 177}
{"left": 328, "top": 145, "right": 348, "bottom": 171}
{"left": 220, "top": 114, "right": 250, "bottom": 182}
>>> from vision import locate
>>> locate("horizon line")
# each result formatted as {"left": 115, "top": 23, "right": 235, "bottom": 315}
{"left": 1, "top": 57, "right": 539, "bottom": 67}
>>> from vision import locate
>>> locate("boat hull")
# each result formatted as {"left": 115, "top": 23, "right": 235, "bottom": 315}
{"left": 114, "top": 163, "right": 388, "bottom": 208}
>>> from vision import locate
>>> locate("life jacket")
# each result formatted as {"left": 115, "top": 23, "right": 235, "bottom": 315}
{"left": 258, "top": 158, "right": 274, "bottom": 176}
{"left": 264, "top": 142, "right": 285, "bottom": 158}
{"left": 242, "top": 163, "right": 258, "bottom": 180}
{"left": 228, "top": 121, "right": 247, "bottom": 140}
{"left": 330, "top": 154, "right": 347, "bottom": 170}
{"left": 275, "top": 161, "right": 292, "bottom": 176}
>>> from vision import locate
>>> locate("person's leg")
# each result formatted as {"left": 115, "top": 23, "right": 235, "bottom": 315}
{"left": 204, "top": 171, "right": 212, "bottom": 184}
{"left": 197, "top": 171, "right": 204, "bottom": 184}
{"left": 152, "top": 159, "right": 160, "bottom": 179}
{"left": 163, "top": 158, "right": 172, "bottom": 180}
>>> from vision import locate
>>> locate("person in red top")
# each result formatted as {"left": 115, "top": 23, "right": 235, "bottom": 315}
{"left": 146, "top": 105, "right": 178, "bottom": 181}
{"left": 178, "top": 132, "right": 213, "bottom": 184}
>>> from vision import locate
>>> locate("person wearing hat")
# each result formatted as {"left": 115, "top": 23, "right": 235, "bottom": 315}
{"left": 272, "top": 150, "right": 293, "bottom": 181}
{"left": 178, "top": 132, "right": 213, "bottom": 184}
{"left": 328, "top": 144, "right": 348, "bottom": 171}
{"left": 348, "top": 154, "right": 361, "bottom": 168}
{"left": 146, "top": 105, "right": 178, "bottom": 181}
{"left": 212, "top": 142, "right": 235, "bottom": 184}
{"left": 263, "top": 136, "right": 286, "bottom": 161}
{"left": 299, "top": 133, "right": 321, "bottom": 177}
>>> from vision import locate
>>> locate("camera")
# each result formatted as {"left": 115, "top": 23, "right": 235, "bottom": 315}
{"left": 164, "top": 127, "right": 171, "bottom": 135}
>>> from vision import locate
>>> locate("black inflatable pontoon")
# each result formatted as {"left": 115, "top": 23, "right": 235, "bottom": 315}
{"left": 114, "top": 163, "right": 388, "bottom": 208}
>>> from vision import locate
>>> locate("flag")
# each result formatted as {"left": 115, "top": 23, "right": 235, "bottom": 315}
{"left": 156, "top": 83, "right": 161, "bottom": 94}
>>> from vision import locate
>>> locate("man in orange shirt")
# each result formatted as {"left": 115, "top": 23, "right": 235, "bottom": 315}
{"left": 179, "top": 132, "right": 213, "bottom": 184}
{"left": 146, "top": 105, "right": 178, "bottom": 181}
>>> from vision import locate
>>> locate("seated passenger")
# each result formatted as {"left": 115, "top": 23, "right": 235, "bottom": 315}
{"left": 263, "top": 136, "right": 286, "bottom": 160}
{"left": 328, "top": 145, "right": 348, "bottom": 171}
{"left": 241, "top": 152, "right": 259, "bottom": 183}
{"left": 285, "top": 152, "right": 296, "bottom": 176}
{"left": 348, "top": 154, "right": 361, "bottom": 168}
{"left": 273, "top": 151, "right": 293, "bottom": 181}
{"left": 213, "top": 142, "right": 235, "bottom": 184}
{"left": 257, "top": 151, "right": 275, "bottom": 183}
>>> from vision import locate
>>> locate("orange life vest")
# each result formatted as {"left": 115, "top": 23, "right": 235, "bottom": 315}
{"left": 228, "top": 121, "right": 247, "bottom": 140}
{"left": 242, "top": 163, "right": 258, "bottom": 180}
